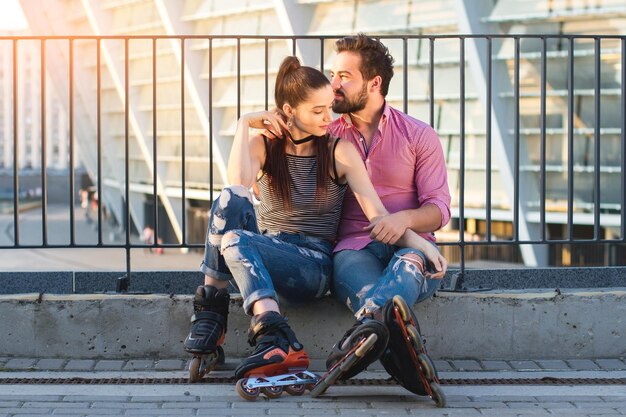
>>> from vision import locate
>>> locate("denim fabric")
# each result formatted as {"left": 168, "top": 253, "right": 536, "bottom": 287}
{"left": 200, "top": 185, "right": 332, "bottom": 315}
{"left": 200, "top": 185, "right": 259, "bottom": 281}
{"left": 331, "top": 240, "right": 440, "bottom": 317}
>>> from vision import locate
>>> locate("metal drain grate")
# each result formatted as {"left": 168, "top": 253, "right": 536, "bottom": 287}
{"left": 1, "top": 377, "right": 625, "bottom": 385}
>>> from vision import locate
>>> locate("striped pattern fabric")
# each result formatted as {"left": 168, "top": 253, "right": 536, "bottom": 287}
{"left": 256, "top": 153, "right": 347, "bottom": 243}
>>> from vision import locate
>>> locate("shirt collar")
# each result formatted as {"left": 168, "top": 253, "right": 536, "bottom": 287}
{"left": 340, "top": 101, "right": 391, "bottom": 132}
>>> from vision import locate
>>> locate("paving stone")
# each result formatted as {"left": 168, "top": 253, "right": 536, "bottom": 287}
{"left": 508, "top": 360, "right": 542, "bottom": 370}
{"left": 538, "top": 396, "right": 604, "bottom": 402}
{"left": 129, "top": 396, "right": 198, "bottom": 403}
{"left": 63, "top": 396, "right": 130, "bottom": 402}
{"left": 433, "top": 360, "right": 454, "bottom": 371}
{"left": 450, "top": 401, "right": 509, "bottom": 408}
{"left": 477, "top": 410, "right": 551, "bottom": 416}
{"left": 123, "top": 360, "right": 156, "bottom": 371}
{"left": 480, "top": 360, "right": 513, "bottom": 371}
{"left": 4, "top": 358, "right": 37, "bottom": 369}
{"left": 539, "top": 402, "right": 577, "bottom": 409}
{"left": 34, "top": 358, "right": 66, "bottom": 370}
{"left": 595, "top": 359, "right": 626, "bottom": 370}
{"left": 0, "top": 395, "right": 62, "bottom": 401}
{"left": 450, "top": 360, "right": 483, "bottom": 371}
{"left": 22, "top": 401, "right": 90, "bottom": 408}
{"left": 472, "top": 396, "right": 537, "bottom": 402}
{"left": 535, "top": 360, "right": 571, "bottom": 370}
{"left": 91, "top": 402, "right": 159, "bottom": 409}
{"left": 0, "top": 408, "right": 53, "bottom": 414}
{"left": 93, "top": 360, "right": 126, "bottom": 371}
{"left": 52, "top": 408, "right": 123, "bottom": 414}
{"left": 443, "top": 411, "right": 483, "bottom": 416}
{"left": 566, "top": 359, "right": 600, "bottom": 370}
{"left": 125, "top": 409, "right": 195, "bottom": 415}
{"left": 154, "top": 359, "right": 185, "bottom": 371}
{"left": 64, "top": 359, "right": 96, "bottom": 371}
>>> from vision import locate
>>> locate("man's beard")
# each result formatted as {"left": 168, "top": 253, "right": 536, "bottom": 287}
{"left": 332, "top": 82, "right": 368, "bottom": 114}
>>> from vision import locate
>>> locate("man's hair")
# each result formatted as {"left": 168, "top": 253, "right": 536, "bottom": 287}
{"left": 335, "top": 33, "right": 394, "bottom": 97}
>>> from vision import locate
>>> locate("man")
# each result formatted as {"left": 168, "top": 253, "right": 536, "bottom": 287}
{"left": 325, "top": 34, "right": 451, "bottom": 398}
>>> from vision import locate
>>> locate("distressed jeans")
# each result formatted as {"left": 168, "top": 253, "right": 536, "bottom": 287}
{"left": 332, "top": 240, "right": 440, "bottom": 318}
{"left": 200, "top": 185, "right": 332, "bottom": 315}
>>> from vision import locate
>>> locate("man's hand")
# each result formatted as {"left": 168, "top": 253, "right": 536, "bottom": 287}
{"left": 363, "top": 212, "right": 410, "bottom": 245}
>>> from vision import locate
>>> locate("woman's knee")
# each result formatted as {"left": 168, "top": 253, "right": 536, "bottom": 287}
{"left": 221, "top": 229, "right": 244, "bottom": 252}
{"left": 219, "top": 185, "right": 252, "bottom": 206}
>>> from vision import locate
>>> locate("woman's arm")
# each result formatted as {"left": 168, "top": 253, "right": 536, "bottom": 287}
{"left": 227, "top": 111, "right": 286, "bottom": 187}
{"left": 335, "top": 140, "right": 446, "bottom": 278}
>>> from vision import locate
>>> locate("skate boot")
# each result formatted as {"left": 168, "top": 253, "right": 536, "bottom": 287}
{"left": 235, "top": 311, "right": 318, "bottom": 401}
{"left": 380, "top": 295, "right": 446, "bottom": 407}
{"left": 184, "top": 285, "right": 230, "bottom": 382}
{"left": 310, "top": 314, "right": 389, "bottom": 397}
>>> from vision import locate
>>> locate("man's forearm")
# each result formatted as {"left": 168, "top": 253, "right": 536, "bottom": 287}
{"left": 401, "top": 203, "right": 443, "bottom": 234}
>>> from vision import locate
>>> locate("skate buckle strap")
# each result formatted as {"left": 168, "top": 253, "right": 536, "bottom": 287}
{"left": 247, "top": 316, "right": 303, "bottom": 351}
{"left": 190, "top": 311, "right": 226, "bottom": 325}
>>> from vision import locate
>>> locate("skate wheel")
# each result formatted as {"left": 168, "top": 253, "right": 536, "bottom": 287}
{"left": 355, "top": 333, "right": 378, "bottom": 357}
{"left": 393, "top": 295, "right": 411, "bottom": 322}
{"left": 188, "top": 357, "right": 203, "bottom": 383}
{"left": 304, "top": 383, "right": 316, "bottom": 392}
{"left": 406, "top": 325, "right": 424, "bottom": 352}
{"left": 417, "top": 352, "right": 436, "bottom": 381}
{"left": 309, "top": 381, "right": 328, "bottom": 398}
{"left": 285, "top": 384, "right": 306, "bottom": 396}
{"left": 261, "top": 385, "right": 283, "bottom": 398}
{"left": 236, "top": 378, "right": 260, "bottom": 401}
{"left": 430, "top": 381, "right": 447, "bottom": 408}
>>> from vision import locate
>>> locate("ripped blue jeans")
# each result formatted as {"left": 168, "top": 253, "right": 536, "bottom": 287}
{"left": 200, "top": 185, "right": 332, "bottom": 315}
{"left": 332, "top": 240, "right": 440, "bottom": 318}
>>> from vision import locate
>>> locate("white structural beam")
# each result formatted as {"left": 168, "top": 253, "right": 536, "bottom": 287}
{"left": 456, "top": 0, "right": 548, "bottom": 266}
{"left": 273, "top": 0, "right": 320, "bottom": 66}
{"left": 80, "top": 0, "right": 183, "bottom": 243}
{"left": 154, "top": 0, "right": 229, "bottom": 187}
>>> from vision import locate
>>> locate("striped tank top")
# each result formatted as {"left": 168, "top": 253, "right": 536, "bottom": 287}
{"left": 256, "top": 137, "right": 347, "bottom": 243}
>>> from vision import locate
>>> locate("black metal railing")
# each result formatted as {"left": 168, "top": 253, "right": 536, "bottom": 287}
{"left": 0, "top": 35, "right": 624, "bottom": 288}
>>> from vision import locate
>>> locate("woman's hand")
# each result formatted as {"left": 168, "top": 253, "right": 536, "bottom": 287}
{"left": 241, "top": 109, "right": 289, "bottom": 139}
{"left": 422, "top": 244, "right": 447, "bottom": 279}
{"left": 364, "top": 212, "right": 410, "bottom": 245}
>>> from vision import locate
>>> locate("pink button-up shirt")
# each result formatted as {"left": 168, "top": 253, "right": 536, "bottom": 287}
{"left": 329, "top": 103, "right": 451, "bottom": 252}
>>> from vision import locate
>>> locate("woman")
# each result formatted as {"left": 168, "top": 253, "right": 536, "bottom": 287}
{"left": 184, "top": 56, "right": 446, "bottom": 383}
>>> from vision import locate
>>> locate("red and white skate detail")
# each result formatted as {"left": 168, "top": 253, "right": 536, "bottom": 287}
{"left": 236, "top": 347, "right": 319, "bottom": 400}
{"left": 236, "top": 369, "right": 319, "bottom": 400}
{"left": 309, "top": 333, "right": 378, "bottom": 397}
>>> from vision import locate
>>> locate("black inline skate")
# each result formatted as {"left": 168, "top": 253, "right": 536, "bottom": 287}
{"left": 184, "top": 285, "right": 230, "bottom": 382}
{"left": 380, "top": 295, "right": 446, "bottom": 407}
{"left": 310, "top": 314, "right": 389, "bottom": 397}
{"left": 235, "top": 311, "right": 318, "bottom": 401}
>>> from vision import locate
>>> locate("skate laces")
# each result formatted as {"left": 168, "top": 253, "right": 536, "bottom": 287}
{"left": 248, "top": 312, "right": 303, "bottom": 351}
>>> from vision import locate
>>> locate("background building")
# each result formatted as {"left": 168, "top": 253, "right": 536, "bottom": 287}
{"left": 4, "top": 0, "right": 625, "bottom": 266}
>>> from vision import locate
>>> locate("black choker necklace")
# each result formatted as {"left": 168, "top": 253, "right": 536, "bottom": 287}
{"left": 290, "top": 135, "right": 316, "bottom": 145}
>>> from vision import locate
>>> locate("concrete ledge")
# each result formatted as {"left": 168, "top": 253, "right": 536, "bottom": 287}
{"left": 0, "top": 267, "right": 624, "bottom": 294}
{"left": 1, "top": 289, "right": 625, "bottom": 360}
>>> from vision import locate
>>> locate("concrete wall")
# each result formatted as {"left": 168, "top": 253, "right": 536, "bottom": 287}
{"left": 1, "top": 289, "right": 625, "bottom": 360}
